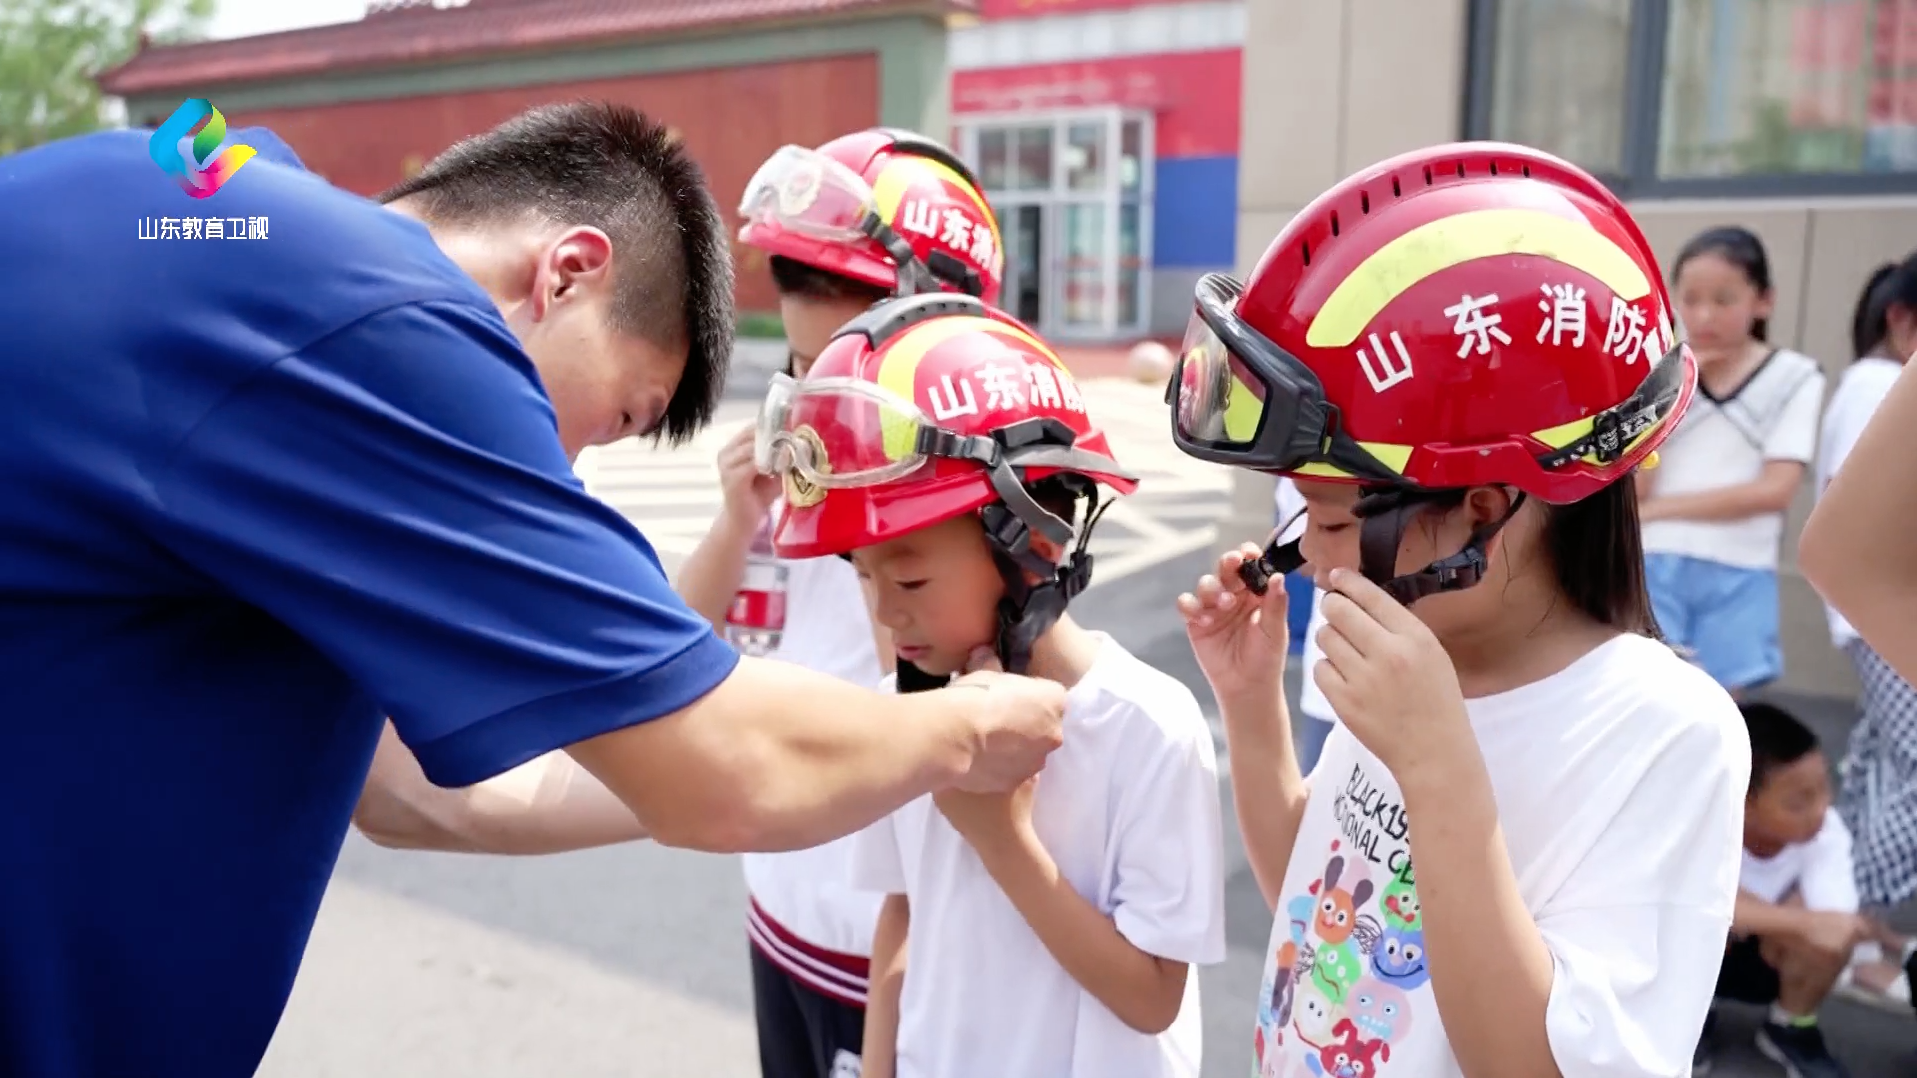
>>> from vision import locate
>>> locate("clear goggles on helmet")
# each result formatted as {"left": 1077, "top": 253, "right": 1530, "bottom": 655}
{"left": 739, "top": 145, "right": 883, "bottom": 248}
{"left": 1167, "top": 272, "right": 1691, "bottom": 479}
{"left": 754, "top": 371, "right": 955, "bottom": 491}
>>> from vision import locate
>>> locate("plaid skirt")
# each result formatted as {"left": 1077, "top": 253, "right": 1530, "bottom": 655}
{"left": 1837, "top": 638, "right": 1917, "bottom": 909}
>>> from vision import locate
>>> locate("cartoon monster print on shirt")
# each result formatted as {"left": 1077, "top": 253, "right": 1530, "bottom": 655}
{"left": 1254, "top": 758, "right": 1431, "bottom": 1078}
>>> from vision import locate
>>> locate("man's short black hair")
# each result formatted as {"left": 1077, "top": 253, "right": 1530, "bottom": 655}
{"left": 769, "top": 254, "right": 890, "bottom": 305}
{"left": 379, "top": 101, "right": 732, "bottom": 445}
{"left": 1742, "top": 701, "right": 1820, "bottom": 796}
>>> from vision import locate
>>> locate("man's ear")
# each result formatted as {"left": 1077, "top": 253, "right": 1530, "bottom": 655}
{"left": 537, "top": 225, "right": 615, "bottom": 316}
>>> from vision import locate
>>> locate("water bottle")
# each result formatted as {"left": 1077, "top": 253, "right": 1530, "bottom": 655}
{"left": 724, "top": 515, "right": 788, "bottom": 656}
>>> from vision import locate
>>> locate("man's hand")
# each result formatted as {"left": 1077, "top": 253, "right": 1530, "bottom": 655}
{"left": 947, "top": 647, "right": 1066, "bottom": 794}
{"left": 716, "top": 424, "right": 781, "bottom": 532}
{"left": 1797, "top": 909, "right": 1870, "bottom": 958}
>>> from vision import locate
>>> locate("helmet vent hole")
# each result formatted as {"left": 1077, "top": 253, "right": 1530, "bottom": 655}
{"left": 1301, "top": 240, "right": 1311, "bottom": 265}
{"left": 1522, "top": 164, "right": 1532, "bottom": 177}
{"left": 1455, "top": 161, "right": 1466, "bottom": 178}
{"left": 1489, "top": 161, "right": 1499, "bottom": 175}
{"left": 1330, "top": 212, "right": 1340, "bottom": 236}
{"left": 1423, "top": 165, "right": 1433, "bottom": 186}
{"left": 1391, "top": 176, "right": 1402, "bottom": 198}
{"left": 1360, "top": 191, "right": 1370, "bottom": 214}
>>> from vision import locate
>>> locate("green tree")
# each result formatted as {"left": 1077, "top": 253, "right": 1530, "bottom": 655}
{"left": 0, "top": 0, "right": 215, "bottom": 156}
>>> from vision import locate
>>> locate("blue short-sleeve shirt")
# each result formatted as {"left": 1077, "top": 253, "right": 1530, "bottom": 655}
{"left": 0, "top": 128, "right": 737, "bottom": 1076}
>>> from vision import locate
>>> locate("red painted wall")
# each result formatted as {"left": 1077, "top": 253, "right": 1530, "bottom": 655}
{"left": 951, "top": 49, "right": 1241, "bottom": 158}
{"left": 230, "top": 54, "right": 880, "bottom": 313}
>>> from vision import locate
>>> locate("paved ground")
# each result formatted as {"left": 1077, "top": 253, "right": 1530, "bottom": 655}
{"left": 258, "top": 346, "right": 1917, "bottom": 1077}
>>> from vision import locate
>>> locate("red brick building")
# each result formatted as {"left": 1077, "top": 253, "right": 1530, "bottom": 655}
{"left": 101, "top": 0, "right": 964, "bottom": 313}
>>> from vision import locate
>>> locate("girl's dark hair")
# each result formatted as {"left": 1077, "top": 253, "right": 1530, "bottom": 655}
{"left": 769, "top": 255, "right": 891, "bottom": 305}
{"left": 1542, "top": 478, "right": 1660, "bottom": 637}
{"left": 1674, "top": 226, "right": 1775, "bottom": 343}
{"left": 1855, "top": 249, "right": 1917, "bottom": 362}
{"left": 1851, "top": 262, "right": 1899, "bottom": 360}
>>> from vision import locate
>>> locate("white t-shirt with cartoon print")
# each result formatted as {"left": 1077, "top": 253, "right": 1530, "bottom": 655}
{"left": 1250, "top": 633, "right": 1749, "bottom": 1078}
{"left": 853, "top": 634, "right": 1227, "bottom": 1078}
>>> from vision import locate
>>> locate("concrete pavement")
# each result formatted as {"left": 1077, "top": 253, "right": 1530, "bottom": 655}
{"left": 259, "top": 350, "right": 1917, "bottom": 1077}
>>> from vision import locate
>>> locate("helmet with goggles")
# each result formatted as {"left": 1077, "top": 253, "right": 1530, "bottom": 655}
{"left": 760, "top": 293, "right": 1134, "bottom": 680}
{"left": 739, "top": 128, "right": 1005, "bottom": 305}
{"left": 1167, "top": 141, "right": 1695, "bottom": 605}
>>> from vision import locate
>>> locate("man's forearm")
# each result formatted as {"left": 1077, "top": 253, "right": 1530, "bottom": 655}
{"left": 568, "top": 657, "right": 978, "bottom": 853}
{"left": 1401, "top": 750, "right": 1561, "bottom": 1078}
{"left": 674, "top": 514, "right": 758, "bottom": 629}
{"left": 354, "top": 725, "right": 648, "bottom": 854}
{"left": 862, "top": 893, "right": 909, "bottom": 1078}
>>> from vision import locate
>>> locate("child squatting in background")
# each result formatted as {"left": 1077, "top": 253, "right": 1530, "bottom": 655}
{"left": 1170, "top": 142, "right": 1749, "bottom": 1078}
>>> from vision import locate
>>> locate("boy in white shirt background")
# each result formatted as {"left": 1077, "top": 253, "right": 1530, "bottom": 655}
{"left": 1698, "top": 702, "right": 1869, "bottom": 1077}
{"left": 1169, "top": 143, "right": 1749, "bottom": 1078}
{"left": 680, "top": 128, "right": 1008, "bottom": 1078}
{"left": 760, "top": 295, "right": 1227, "bottom": 1078}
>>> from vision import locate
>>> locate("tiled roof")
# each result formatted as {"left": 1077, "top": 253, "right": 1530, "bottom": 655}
{"left": 99, "top": 0, "right": 967, "bottom": 95}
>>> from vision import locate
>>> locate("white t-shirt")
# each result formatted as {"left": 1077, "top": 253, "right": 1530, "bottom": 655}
{"left": 1272, "top": 480, "right": 1335, "bottom": 725}
{"left": 743, "top": 547, "right": 888, "bottom": 974}
{"left": 853, "top": 634, "right": 1227, "bottom": 1078}
{"left": 1813, "top": 357, "right": 1906, "bottom": 648}
{"left": 1641, "top": 348, "right": 1825, "bottom": 571}
{"left": 1251, "top": 634, "right": 1749, "bottom": 1078}
{"left": 1741, "top": 807, "right": 1860, "bottom": 914}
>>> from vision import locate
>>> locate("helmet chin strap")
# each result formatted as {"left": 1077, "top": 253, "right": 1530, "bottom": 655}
{"left": 1237, "top": 488, "right": 1524, "bottom": 605}
{"left": 895, "top": 477, "right": 1108, "bottom": 692}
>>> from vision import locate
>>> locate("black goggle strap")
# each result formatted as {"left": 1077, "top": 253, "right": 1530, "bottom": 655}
{"left": 860, "top": 211, "right": 984, "bottom": 298}
{"left": 985, "top": 483, "right": 1105, "bottom": 676}
{"left": 1534, "top": 343, "right": 1686, "bottom": 471}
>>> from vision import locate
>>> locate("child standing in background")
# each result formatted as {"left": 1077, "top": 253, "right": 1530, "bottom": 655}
{"left": 1640, "top": 227, "right": 1826, "bottom": 696}
{"left": 682, "top": 127, "right": 1007, "bottom": 1078}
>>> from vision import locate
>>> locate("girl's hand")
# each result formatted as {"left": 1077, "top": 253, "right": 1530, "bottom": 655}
{"left": 1177, "top": 542, "right": 1290, "bottom": 708}
{"left": 1312, "top": 568, "right": 1474, "bottom": 783}
{"left": 716, "top": 424, "right": 782, "bottom": 532}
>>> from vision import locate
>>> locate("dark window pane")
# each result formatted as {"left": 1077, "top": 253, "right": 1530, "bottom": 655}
{"left": 1488, "top": 0, "right": 1634, "bottom": 173}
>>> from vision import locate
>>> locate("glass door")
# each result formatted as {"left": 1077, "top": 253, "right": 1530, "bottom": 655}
{"left": 962, "top": 111, "right": 1152, "bottom": 339}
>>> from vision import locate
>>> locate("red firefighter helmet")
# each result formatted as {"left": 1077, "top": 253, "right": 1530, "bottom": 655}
{"left": 762, "top": 294, "right": 1134, "bottom": 560}
{"left": 1169, "top": 142, "right": 1695, "bottom": 603}
{"left": 739, "top": 128, "right": 1005, "bottom": 305}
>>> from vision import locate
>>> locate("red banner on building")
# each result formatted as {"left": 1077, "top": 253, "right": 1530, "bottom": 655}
{"left": 952, "top": 49, "right": 1242, "bottom": 158}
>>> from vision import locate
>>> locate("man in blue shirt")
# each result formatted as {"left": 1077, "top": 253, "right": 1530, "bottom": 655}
{"left": 0, "top": 102, "right": 1065, "bottom": 1076}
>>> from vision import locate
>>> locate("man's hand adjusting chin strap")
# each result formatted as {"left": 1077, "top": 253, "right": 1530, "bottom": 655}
{"left": 1236, "top": 488, "right": 1524, "bottom": 606}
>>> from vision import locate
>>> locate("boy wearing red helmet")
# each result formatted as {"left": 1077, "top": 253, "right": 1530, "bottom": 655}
{"left": 759, "top": 294, "right": 1227, "bottom": 1077}
{"left": 675, "top": 129, "right": 1008, "bottom": 1078}
{"left": 1171, "top": 144, "right": 1748, "bottom": 1078}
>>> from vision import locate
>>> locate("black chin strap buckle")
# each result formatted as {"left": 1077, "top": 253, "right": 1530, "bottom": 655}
{"left": 1237, "top": 537, "right": 1307, "bottom": 596}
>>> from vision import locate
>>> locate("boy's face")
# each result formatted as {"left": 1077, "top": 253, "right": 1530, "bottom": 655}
{"left": 780, "top": 294, "right": 876, "bottom": 379}
{"left": 850, "top": 514, "right": 1006, "bottom": 677}
{"left": 1747, "top": 751, "right": 1831, "bottom": 848}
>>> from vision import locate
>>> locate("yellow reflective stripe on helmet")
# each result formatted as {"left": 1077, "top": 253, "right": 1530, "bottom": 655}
{"left": 871, "top": 157, "right": 1004, "bottom": 262}
{"left": 1305, "top": 208, "right": 1654, "bottom": 349}
{"left": 1287, "top": 443, "right": 1413, "bottom": 480}
{"left": 873, "top": 316, "right": 1064, "bottom": 460}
